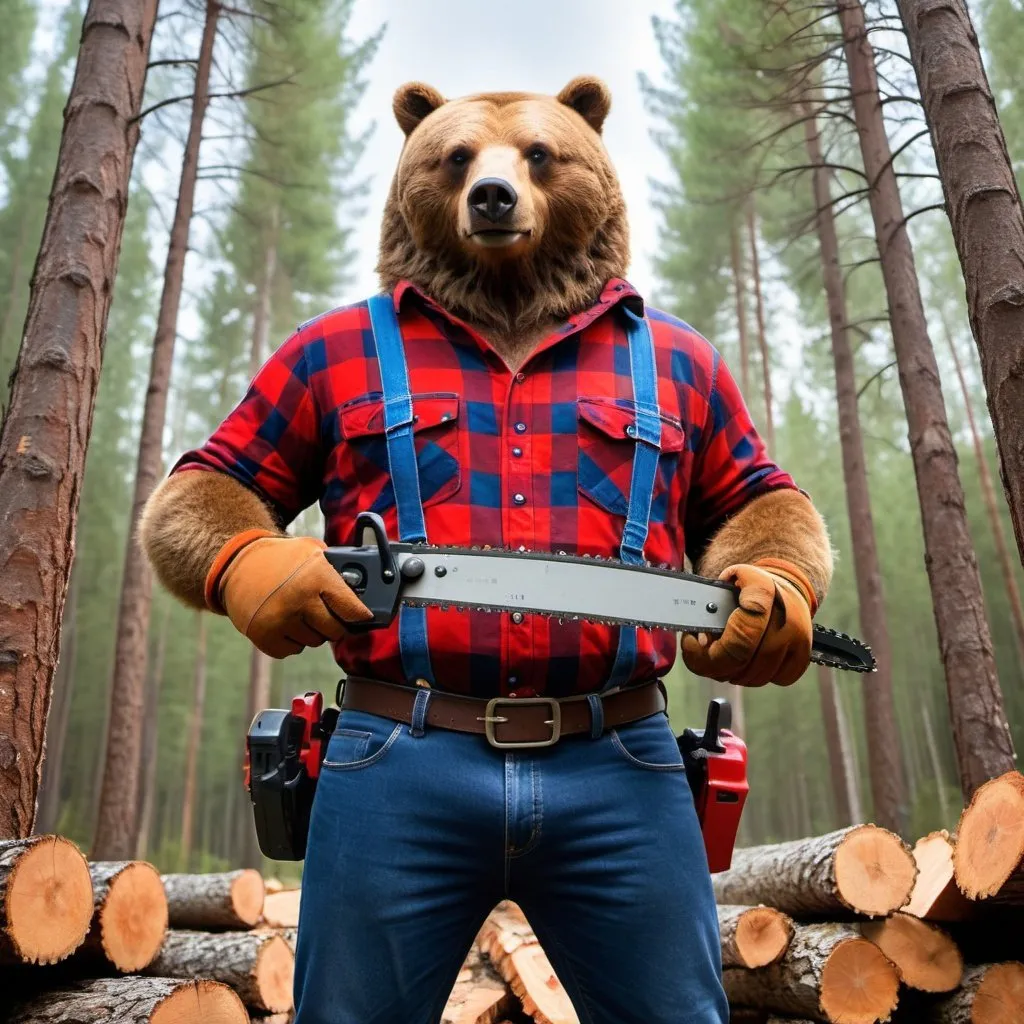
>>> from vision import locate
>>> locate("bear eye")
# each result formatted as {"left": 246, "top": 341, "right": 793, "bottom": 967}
{"left": 448, "top": 147, "right": 471, "bottom": 168}
{"left": 526, "top": 145, "right": 550, "bottom": 167}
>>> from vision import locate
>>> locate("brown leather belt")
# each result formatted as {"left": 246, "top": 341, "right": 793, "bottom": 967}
{"left": 340, "top": 676, "right": 666, "bottom": 750}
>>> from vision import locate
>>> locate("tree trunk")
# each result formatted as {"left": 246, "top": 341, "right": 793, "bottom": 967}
{"left": 729, "top": 220, "right": 751, "bottom": 396}
{"left": 180, "top": 614, "right": 207, "bottom": 871}
{"left": 928, "top": 963, "right": 1024, "bottom": 1024}
{"left": 81, "top": 860, "right": 167, "bottom": 972}
{"left": 93, "top": 0, "right": 222, "bottom": 859}
{"left": 859, "top": 912, "right": 962, "bottom": 993}
{"left": 897, "top": 0, "right": 1024, "bottom": 571}
{"left": 712, "top": 824, "right": 916, "bottom": 917}
{"left": 944, "top": 322, "right": 1024, "bottom": 666}
{"left": 36, "top": 567, "right": 79, "bottom": 833}
{"left": 6, "top": 977, "right": 248, "bottom": 1024}
{"left": 816, "top": 665, "right": 853, "bottom": 827}
{"left": 837, "top": 0, "right": 1016, "bottom": 798}
{"left": 160, "top": 869, "right": 265, "bottom": 930}
{"left": 0, "top": 0, "right": 159, "bottom": 840}
{"left": 746, "top": 201, "right": 775, "bottom": 453}
{"left": 717, "top": 904, "right": 794, "bottom": 969}
{"left": 136, "top": 599, "right": 171, "bottom": 859}
{"left": 802, "top": 104, "right": 905, "bottom": 833}
{"left": 145, "top": 930, "right": 294, "bottom": 1013}
{"left": 721, "top": 923, "right": 900, "bottom": 1024}
{"left": 0, "top": 835, "right": 93, "bottom": 964}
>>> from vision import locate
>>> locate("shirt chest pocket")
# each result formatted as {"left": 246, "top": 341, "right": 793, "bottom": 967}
{"left": 339, "top": 392, "right": 463, "bottom": 513}
{"left": 577, "top": 396, "right": 688, "bottom": 529}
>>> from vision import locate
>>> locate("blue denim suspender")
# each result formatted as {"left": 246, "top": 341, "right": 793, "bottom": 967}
{"left": 605, "top": 309, "right": 662, "bottom": 689}
{"left": 366, "top": 295, "right": 435, "bottom": 684}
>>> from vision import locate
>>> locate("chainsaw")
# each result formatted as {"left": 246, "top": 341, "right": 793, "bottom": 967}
{"left": 245, "top": 511, "right": 871, "bottom": 864}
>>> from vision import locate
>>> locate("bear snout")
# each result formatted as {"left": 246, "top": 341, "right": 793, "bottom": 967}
{"left": 468, "top": 177, "right": 518, "bottom": 224}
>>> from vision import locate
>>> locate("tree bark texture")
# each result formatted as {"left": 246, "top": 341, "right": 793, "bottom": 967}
{"left": 802, "top": 105, "right": 905, "bottom": 832}
{"left": 180, "top": 614, "right": 207, "bottom": 869}
{"left": 927, "top": 962, "right": 1024, "bottom": 1024}
{"left": 746, "top": 202, "right": 775, "bottom": 453}
{"left": 837, "top": 0, "right": 1016, "bottom": 798}
{"left": 161, "top": 869, "right": 264, "bottom": 930}
{"left": 712, "top": 825, "right": 916, "bottom": 918}
{"left": 92, "top": 0, "right": 221, "bottom": 860}
{"left": 145, "top": 929, "right": 294, "bottom": 1013}
{"left": 722, "top": 923, "right": 900, "bottom": 1023}
{"left": 898, "top": 0, "right": 1024, "bottom": 572}
{"left": 717, "top": 904, "right": 794, "bottom": 969}
{"left": 6, "top": 977, "right": 248, "bottom": 1024}
{"left": 0, "top": 0, "right": 159, "bottom": 840}
{"left": 944, "top": 322, "right": 1024, "bottom": 665}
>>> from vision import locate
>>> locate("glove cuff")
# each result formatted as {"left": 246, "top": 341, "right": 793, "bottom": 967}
{"left": 204, "top": 529, "right": 279, "bottom": 613}
{"left": 755, "top": 558, "right": 818, "bottom": 615}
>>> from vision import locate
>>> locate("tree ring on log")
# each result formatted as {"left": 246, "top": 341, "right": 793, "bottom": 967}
{"left": 971, "top": 962, "right": 1024, "bottom": 1024}
{"left": 231, "top": 869, "right": 265, "bottom": 926}
{"left": 256, "top": 934, "right": 295, "bottom": 1013}
{"left": 98, "top": 862, "right": 168, "bottom": 971}
{"left": 954, "top": 772, "right": 1024, "bottom": 900}
{"left": 835, "top": 826, "right": 917, "bottom": 916}
{"left": 860, "top": 913, "right": 962, "bottom": 992}
{"left": 819, "top": 937, "right": 899, "bottom": 1024}
{"left": 150, "top": 979, "right": 247, "bottom": 1024}
{"left": 4, "top": 836, "right": 93, "bottom": 963}
{"left": 736, "top": 907, "right": 794, "bottom": 968}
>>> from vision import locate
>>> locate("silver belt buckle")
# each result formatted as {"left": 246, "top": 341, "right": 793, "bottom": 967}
{"left": 479, "top": 697, "right": 562, "bottom": 749}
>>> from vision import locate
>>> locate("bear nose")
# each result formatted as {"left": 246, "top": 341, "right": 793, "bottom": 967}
{"left": 468, "top": 177, "right": 518, "bottom": 223}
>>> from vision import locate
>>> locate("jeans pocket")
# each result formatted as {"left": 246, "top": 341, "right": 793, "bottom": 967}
{"left": 610, "top": 712, "right": 687, "bottom": 772}
{"left": 321, "top": 711, "right": 404, "bottom": 772}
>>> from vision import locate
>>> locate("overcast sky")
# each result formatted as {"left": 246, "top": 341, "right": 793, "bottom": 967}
{"left": 341, "top": 0, "right": 678, "bottom": 303}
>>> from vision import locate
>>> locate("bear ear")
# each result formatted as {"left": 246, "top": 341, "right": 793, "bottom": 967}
{"left": 393, "top": 82, "right": 447, "bottom": 137}
{"left": 557, "top": 76, "right": 612, "bottom": 134}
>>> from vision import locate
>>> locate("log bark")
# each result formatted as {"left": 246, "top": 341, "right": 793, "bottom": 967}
{"left": 442, "top": 945, "right": 516, "bottom": 1024}
{"left": 897, "top": 0, "right": 1024, "bottom": 572}
{"left": 722, "top": 923, "right": 900, "bottom": 1023}
{"left": 92, "top": 0, "right": 222, "bottom": 860}
{"left": 160, "top": 870, "right": 264, "bottom": 930}
{"left": 179, "top": 613, "right": 207, "bottom": 869}
{"left": 79, "top": 860, "right": 167, "bottom": 972}
{"left": 0, "top": 0, "right": 159, "bottom": 839}
{"left": 717, "top": 904, "right": 794, "bottom": 968}
{"left": 860, "top": 913, "right": 962, "bottom": 992}
{"left": 712, "top": 825, "right": 916, "bottom": 918}
{"left": 477, "top": 905, "right": 578, "bottom": 1024}
{"left": 7, "top": 976, "right": 248, "bottom": 1024}
{"left": 803, "top": 102, "right": 904, "bottom": 833}
{"left": 954, "top": 770, "right": 1024, "bottom": 904}
{"left": 0, "top": 835, "right": 93, "bottom": 964}
{"left": 944, "top": 321, "right": 1024, "bottom": 666}
{"left": 927, "top": 962, "right": 1024, "bottom": 1023}
{"left": 145, "top": 929, "right": 293, "bottom": 1013}
{"left": 906, "top": 830, "right": 975, "bottom": 922}
{"left": 837, "top": 0, "right": 1016, "bottom": 800}
{"left": 746, "top": 201, "right": 775, "bottom": 453}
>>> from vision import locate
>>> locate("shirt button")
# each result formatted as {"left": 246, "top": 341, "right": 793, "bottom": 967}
{"left": 512, "top": 446, "right": 523, "bottom": 457}
{"left": 513, "top": 493, "right": 526, "bottom": 505}
{"left": 511, "top": 612, "right": 524, "bottom": 624}
{"left": 514, "top": 422, "right": 527, "bottom": 434}
{"left": 515, "top": 372, "right": 526, "bottom": 383}
{"left": 509, "top": 676, "right": 518, "bottom": 685}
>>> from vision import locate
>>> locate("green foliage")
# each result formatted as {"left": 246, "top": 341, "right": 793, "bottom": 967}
{"left": 0, "top": 0, "right": 37, "bottom": 153}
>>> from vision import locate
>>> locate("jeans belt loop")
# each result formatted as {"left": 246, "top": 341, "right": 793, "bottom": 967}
{"left": 410, "top": 688, "right": 431, "bottom": 738}
{"left": 587, "top": 693, "right": 605, "bottom": 739}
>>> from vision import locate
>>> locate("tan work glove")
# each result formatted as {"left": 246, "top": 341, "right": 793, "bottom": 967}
{"left": 681, "top": 558, "right": 815, "bottom": 687}
{"left": 205, "top": 530, "right": 373, "bottom": 658}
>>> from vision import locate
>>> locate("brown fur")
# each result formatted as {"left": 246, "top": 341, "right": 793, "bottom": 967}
{"left": 139, "top": 470, "right": 280, "bottom": 609}
{"left": 697, "top": 489, "right": 833, "bottom": 605}
{"left": 377, "top": 78, "right": 629, "bottom": 367}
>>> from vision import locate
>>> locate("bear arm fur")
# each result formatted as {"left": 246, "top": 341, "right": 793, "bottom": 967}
{"left": 139, "top": 470, "right": 281, "bottom": 610}
{"left": 696, "top": 489, "right": 833, "bottom": 606}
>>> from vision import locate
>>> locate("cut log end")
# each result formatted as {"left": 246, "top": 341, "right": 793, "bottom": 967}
{"left": 971, "top": 962, "right": 1024, "bottom": 1024}
{"left": 860, "top": 913, "right": 962, "bottom": 992}
{"left": 261, "top": 888, "right": 301, "bottom": 929}
{"left": 97, "top": 862, "right": 169, "bottom": 972}
{"left": 151, "top": 979, "right": 248, "bottom": 1024}
{"left": 954, "top": 771, "right": 1024, "bottom": 901}
{"left": 819, "top": 937, "right": 899, "bottom": 1024}
{"left": 906, "top": 831, "right": 975, "bottom": 922}
{"left": 736, "top": 907, "right": 794, "bottom": 969}
{"left": 230, "top": 869, "right": 266, "bottom": 927}
{"left": 2, "top": 835, "right": 94, "bottom": 964}
{"left": 834, "top": 824, "right": 917, "bottom": 916}
{"left": 255, "top": 934, "right": 295, "bottom": 1014}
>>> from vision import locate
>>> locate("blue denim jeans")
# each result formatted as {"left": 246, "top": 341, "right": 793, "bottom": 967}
{"left": 292, "top": 702, "right": 728, "bottom": 1024}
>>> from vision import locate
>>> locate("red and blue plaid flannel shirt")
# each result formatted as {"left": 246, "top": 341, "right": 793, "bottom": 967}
{"left": 173, "top": 279, "right": 796, "bottom": 696}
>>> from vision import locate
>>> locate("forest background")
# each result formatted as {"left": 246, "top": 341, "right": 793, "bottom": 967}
{"left": 1, "top": 0, "right": 1022, "bottom": 875}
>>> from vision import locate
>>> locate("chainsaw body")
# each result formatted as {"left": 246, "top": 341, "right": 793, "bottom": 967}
{"left": 246, "top": 694, "right": 748, "bottom": 867}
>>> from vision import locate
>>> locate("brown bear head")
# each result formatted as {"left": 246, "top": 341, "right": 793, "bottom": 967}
{"left": 377, "top": 77, "right": 630, "bottom": 346}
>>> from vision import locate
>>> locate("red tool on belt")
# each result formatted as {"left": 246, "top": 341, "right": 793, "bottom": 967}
{"left": 246, "top": 692, "right": 748, "bottom": 870}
